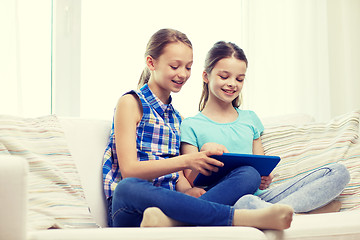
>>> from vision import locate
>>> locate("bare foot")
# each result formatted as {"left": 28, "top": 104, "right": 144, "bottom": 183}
{"left": 307, "top": 200, "right": 342, "bottom": 214}
{"left": 234, "top": 204, "right": 294, "bottom": 230}
{"left": 140, "top": 207, "right": 184, "bottom": 227}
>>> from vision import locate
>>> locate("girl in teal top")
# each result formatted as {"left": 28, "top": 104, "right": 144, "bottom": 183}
{"left": 181, "top": 41, "right": 350, "bottom": 214}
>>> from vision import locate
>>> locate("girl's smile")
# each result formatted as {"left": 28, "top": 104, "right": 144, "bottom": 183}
{"left": 221, "top": 88, "right": 236, "bottom": 96}
{"left": 171, "top": 79, "right": 186, "bottom": 87}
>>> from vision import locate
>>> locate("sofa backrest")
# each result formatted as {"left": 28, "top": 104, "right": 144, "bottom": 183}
{"left": 59, "top": 117, "right": 112, "bottom": 227}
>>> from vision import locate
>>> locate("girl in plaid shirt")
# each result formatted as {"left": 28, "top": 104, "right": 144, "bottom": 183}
{"left": 103, "top": 28, "right": 293, "bottom": 229}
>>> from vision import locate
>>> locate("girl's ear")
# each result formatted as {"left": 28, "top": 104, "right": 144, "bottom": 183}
{"left": 146, "top": 55, "right": 156, "bottom": 71}
{"left": 202, "top": 71, "right": 209, "bottom": 83}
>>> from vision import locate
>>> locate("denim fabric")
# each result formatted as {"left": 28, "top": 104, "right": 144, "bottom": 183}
{"left": 108, "top": 178, "right": 234, "bottom": 227}
{"left": 234, "top": 163, "right": 350, "bottom": 213}
{"left": 200, "top": 165, "right": 261, "bottom": 205}
{"left": 107, "top": 197, "right": 113, "bottom": 227}
{"left": 108, "top": 165, "right": 260, "bottom": 227}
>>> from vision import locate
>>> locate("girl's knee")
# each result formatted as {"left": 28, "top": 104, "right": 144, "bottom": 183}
{"left": 243, "top": 166, "right": 261, "bottom": 183}
{"left": 231, "top": 166, "right": 261, "bottom": 189}
{"left": 331, "top": 163, "right": 350, "bottom": 185}
{"left": 321, "top": 163, "right": 350, "bottom": 190}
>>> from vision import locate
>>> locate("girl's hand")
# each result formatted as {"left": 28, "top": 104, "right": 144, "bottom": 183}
{"left": 184, "top": 187, "right": 206, "bottom": 198}
{"left": 200, "top": 142, "right": 229, "bottom": 153}
{"left": 186, "top": 150, "right": 224, "bottom": 176}
{"left": 259, "top": 173, "right": 274, "bottom": 190}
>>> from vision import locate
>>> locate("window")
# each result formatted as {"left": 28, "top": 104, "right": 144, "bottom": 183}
{"left": 1, "top": 0, "right": 51, "bottom": 117}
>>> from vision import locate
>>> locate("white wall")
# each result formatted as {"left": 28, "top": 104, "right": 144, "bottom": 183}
{"left": 80, "top": 0, "right": 245, "bottom": 120}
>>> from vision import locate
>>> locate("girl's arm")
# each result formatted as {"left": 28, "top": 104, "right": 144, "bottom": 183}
{"left": 180, "top": 143, "right": 202, "bottom": 186}
{"left": 252, "top": 137, "right": 265, "bottom": 155}
{"left": 115, "top": 94, "right": 223, "bottom": 180}
{"left": 253, "top": 137, "right": 274, "bottom": 189}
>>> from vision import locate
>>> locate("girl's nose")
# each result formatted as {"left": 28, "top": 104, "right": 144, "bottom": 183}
{"left": 178, "top": 68, "right": 187, "bottom": 80}
{"left": 227, "top": 77, "right": 236, "bottom": 87}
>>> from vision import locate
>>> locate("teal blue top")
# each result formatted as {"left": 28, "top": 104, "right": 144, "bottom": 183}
{"left": 180, "top": 108, "right": 266, "bottom": 196}
{"left": 180, "top": 108, "right": 264, "bottom": 154}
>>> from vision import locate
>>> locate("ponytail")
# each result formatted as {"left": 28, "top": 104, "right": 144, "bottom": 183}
{"left": 137, "top": 68, "right": 150, "bottom": 90}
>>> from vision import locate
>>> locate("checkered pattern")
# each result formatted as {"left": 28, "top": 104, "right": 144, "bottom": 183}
{"left": 102, "top": 84, "right": 182, "bottom": 199}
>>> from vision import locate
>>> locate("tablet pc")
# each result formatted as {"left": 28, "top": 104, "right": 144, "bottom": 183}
{"left": 193, "top": 153, "right": 280, "bottom": 187}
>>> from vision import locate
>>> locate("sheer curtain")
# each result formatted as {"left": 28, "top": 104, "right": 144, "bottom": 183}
{"left": 241, "top": 0, "right": 360, "bottom": 122}
{"left": 1, "top": 0, "right": 19, "bottom": 115}
{"left": 1, "top": 0, "right": 51, "bottom": 117}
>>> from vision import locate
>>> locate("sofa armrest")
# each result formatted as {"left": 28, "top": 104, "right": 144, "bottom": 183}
{"left": 0, "top": 155, "right": 28, "bottom": 240}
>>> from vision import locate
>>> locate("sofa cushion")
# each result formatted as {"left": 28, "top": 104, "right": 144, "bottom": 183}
{"left": 263, "top": 210, "right": 360, "bottom": 240}
{"left": 0, "top": 115, "right": 98, "bottom": 230}
{"left": 261, "top": 109, "right": 360, "bottom": 211}
{"left": 59, "top": 117, "right": 112, "bottom": 227}
{"left": 0, "top": 155, "right": 27, "bottom": 240}
{"left": 28, "top": 226, "right": 267, "bottom": 240}
{"left": 262, "top": 113, "right": 315, "bottom": 126}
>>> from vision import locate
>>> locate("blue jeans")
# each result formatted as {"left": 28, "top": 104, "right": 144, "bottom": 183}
{"left": 234, "top": 163, "right": 350, "bottom": 213}
{"left": 108, "top": 166, "right": 261, "bottom": 227}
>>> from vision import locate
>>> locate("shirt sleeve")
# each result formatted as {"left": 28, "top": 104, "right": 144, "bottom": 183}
{"left": 250, "top": 111, "right": 264, "bottom": 139}
{"left": 180, "top": 118, "right": 199, "bottom": 148}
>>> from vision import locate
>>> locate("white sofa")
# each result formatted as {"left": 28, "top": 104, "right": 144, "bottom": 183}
{"left": 1, "top": 111, "right": 360, "bottom": 240}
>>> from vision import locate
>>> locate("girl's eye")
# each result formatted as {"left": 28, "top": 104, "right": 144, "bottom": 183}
{"left": 170, "top": 66, "right": 178, "bottom": 70}
{"left": 219, "top": 75, "right": 228, "bottom": 80}
{"left": 186, "top": 67, "right": 192, "bottom": 71}
{"left": 237, "top": 78, "right": 245, "bottom": 82}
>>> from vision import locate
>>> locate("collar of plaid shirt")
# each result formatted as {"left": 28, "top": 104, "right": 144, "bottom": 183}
{"left": 140, "top": 84, "right": 174, "bottom": 118}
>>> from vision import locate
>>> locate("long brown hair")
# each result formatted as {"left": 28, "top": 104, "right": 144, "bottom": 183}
{"left": 199, "top": 41, "right": 248, "bottom": 111}
{"left": 137, "top": 29, "right": 193, "bottom": 89}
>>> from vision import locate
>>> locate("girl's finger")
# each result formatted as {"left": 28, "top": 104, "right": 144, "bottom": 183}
{"left": 207, "top": 158, "right": 224, "bottom": 167}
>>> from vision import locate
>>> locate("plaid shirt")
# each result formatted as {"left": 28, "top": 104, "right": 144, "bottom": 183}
{"left": 102, "top": 84, "right": 182, "bottom": 199}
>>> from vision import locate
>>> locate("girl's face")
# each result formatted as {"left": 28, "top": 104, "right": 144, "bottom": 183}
{"left": 150, "top": 42, "right": 193, "bottom": 94}
{"left": 204, "top": 57, "right": 247, "bottom": 105}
